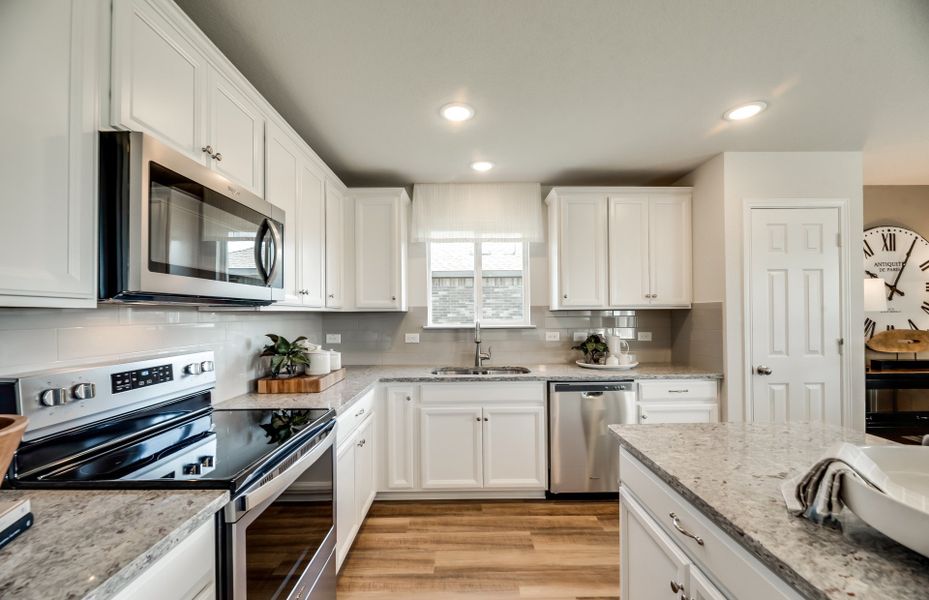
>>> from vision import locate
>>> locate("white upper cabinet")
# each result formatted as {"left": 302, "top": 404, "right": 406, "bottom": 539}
{"left": 325, "top": 182, "right": 345, "bottom": 309}
{"left": 0, "top": 0, "right": 101, "bottom": 308}
{"left": 265, "top": 121, "right": 302, "bottom": 305}
{"left": 608, "top": 195, "right": 650, "bottom": 306}
{"left": 298, "top": 161, "right": 326, "bottom": 307}
{"left": 353, "top": 189, "right": 410, "bottom": 310}
{"left": 648, "top": 193, "right": 692, "bottom": 307}
{"left": 548, "top": 187, "right": 692, "bottom": 310}
{"left": 206, "top": 67, "right": 264, "bottom": 195}
{"left": 550, "top": 194, "right": 609, "bottom": 308}
{"left": 112, "top": 0, "right": 207, "bottom": 162}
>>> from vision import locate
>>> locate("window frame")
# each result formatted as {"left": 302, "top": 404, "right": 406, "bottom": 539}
{"left": 426, "top": 240, "right": 532, "bottom": 328}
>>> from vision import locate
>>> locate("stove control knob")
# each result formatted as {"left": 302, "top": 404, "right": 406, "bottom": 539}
{"left": 40, "top": 388, "right": 69, "bottom": 407}
{"left": 199, "top": 456, "right": 215, "bottom": 468}
{"left": 184, "top": 363, "right": 203, "bottom": 376}
{"left": 71, "top": 382, "right": 96, "bottom": 400}
{"left": 200, "top": 361, "right": 215, "bottom": 373}
{"left": 182, "top": 463, "right": 202, "bottom": 475}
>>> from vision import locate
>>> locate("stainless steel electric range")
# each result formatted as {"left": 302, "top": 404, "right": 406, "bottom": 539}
{"left": 1, "top": 351, "right": 336, "bottom": 600}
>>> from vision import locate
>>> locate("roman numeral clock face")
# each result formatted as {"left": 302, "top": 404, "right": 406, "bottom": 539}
{"left": 863, "top": 226, "right": 929, "bottom": 339}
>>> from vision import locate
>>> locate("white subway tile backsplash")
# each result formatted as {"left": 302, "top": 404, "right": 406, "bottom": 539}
{"left": 0, "top": 328, "right": 59, "bottom": 373}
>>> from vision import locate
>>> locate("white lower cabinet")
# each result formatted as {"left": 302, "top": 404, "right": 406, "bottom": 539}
{"left": 638, "top": 402, "right": 718, "bottom": 424}
{"left": 637, "top": 379, "right": 719, "bottom": 424}
{"left": 383, "top": 386, "right": 417, "bottom": 490}
{"left": 112, "top": 519, "right": 215, "bottom": 600}
{"left": 335, "top": 404, "right": 377, "bottom": 571}
{"left": 420, "top": 405, "right": 484, "bottom": 490}
{"left": 620, "top": 449, "right": 804, "bottom": 600}
{"left": 482, "top": 405, "right": 546, "bottom": 489}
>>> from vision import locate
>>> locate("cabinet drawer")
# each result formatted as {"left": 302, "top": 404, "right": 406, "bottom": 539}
{"left": 620, "top": 449, "right": 803, "bottom": 600}
{"left": 420, "top": 382, "right": 544, "bottom": 404}
{"left": 638, "top": 379, "right": 717, "bottom": 401}
{"left": 337, "top": 388, "right": 375, "bottom": 446}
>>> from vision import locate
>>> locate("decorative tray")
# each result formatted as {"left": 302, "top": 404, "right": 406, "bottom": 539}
{"left": 575, "top": 361, "right": 639, "bottom": 371}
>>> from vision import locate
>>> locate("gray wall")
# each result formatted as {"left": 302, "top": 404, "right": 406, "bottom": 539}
{"left": 670, "top": 302, "right": 724, "bottom": 372}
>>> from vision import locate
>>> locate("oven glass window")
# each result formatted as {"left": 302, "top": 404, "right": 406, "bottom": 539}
{"left": 148, "top": 162, "right": 282, "bottom": 287}
{"left": 245, "top": 446, "right": 334, "bottom": 599}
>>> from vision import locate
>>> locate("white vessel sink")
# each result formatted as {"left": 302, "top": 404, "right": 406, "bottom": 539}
{"left": 840, "top": 446, "right": 929, "bottom": 557}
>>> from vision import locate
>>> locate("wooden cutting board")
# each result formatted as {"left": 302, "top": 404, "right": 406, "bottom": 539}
{"left": 257, "top": 368, "right": 346, "bottom": 394}
{"left": 866, "top": 330, "right": 929, "bottom": 354}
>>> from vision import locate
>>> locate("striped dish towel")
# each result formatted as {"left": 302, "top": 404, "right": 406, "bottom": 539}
{"left": 781, "top": 443, "right": 891, "bottom": 525}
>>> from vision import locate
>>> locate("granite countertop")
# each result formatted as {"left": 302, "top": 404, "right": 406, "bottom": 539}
{"left": 216, "top": 363, "right": 722, "bottom": 413}
{"left": 0, "top": 488, "right": 229, "bottom": 600}
{"left": 610, "top": 422, "right": 929, "bottom": 600}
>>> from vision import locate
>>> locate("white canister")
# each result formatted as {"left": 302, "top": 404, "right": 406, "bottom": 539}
{"left": 307, "top": 348, "right": 331, "bottom": 375}
{"left": 329, "top": 349, "right": 342, "bottom": 370}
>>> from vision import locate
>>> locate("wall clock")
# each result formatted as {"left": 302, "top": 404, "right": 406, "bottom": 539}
{"left": 863, "top": 225, "right": 929, "bottom": 338}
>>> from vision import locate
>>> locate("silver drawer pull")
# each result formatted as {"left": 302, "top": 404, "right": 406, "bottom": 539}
{"left": 669, "top": 512, "right": 704, "bottom": 545}
{"left": 668, "top": 389, "right": 689, "bottom": 393}
{"left": 355, "top": 408, "right": 365, "bottom": 417}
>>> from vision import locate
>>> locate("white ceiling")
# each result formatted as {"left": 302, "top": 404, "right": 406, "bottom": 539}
{"left": 177, "top": 0, "right": 929, "bottom": 187}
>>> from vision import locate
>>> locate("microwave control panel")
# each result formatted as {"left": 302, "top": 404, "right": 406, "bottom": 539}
{"left": 111, "top": 364, "right": 174, "bottom": 394}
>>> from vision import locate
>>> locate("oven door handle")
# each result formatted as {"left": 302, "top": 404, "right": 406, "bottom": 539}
{"left": 232, "top": 425, "right": 335, "bottom": 519}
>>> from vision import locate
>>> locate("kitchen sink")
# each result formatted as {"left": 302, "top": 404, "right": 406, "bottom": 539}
{"left": 431, "top": 366, "right": 531, "bottom": 375}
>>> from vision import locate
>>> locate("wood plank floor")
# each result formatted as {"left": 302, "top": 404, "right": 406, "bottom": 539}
{"left": 337, "top": 500, "right": 619, "bottom": 600}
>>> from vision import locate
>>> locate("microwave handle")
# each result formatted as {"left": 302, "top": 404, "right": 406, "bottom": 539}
{"left": 253, "top": 218, "right": 271, "bottom": 284}
{"left": 265, "top": 219, "right": 282, "bottom": 287}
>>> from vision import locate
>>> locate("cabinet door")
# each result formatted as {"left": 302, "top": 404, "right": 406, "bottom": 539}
{"left": 420, "top": 406, "right": 483, "bottom": 489}
{"left": 608, "top": 195, "right": 651, "bottom": 306}
{"left": 335, "top": 437, "right": 357, "bottom": 570}
{"left": 557, "top": 195, "right": 608, "bottom": 307}
{"left": 689, "top": 568, "right": 727, "bottom": 600}
{"left": 482, "top": 405, "right": 546, "bottom": 489}
{"left": 355, "top": 195, "right": 401, "bottom": 309}
{"left": 638, "top": 402, "right": 718, "bottom": 424}
{"left": 112, "top": 0, "right": 207, "bottom": 161}
{"left": 325, "top": 182, "right": 344, "bottom": 308}
{"left": 354, "top": 416, "right": 376, "bottom": 522}
{"left": 385, "top": 386, "right": 416, "bottom": 490}
{"left": 206, "top": 67, "right": 264, "bottom": 196}
{"left": 621, "top": 491, "right": 690, "bottom": 600}
{"left": 265, "top": 122, "right": 302, "bottom": 304}
{"left": 0, "top": 0, "right": 99, "bottom": 307}
{"left": 648, "top": 194, "right": 692, "bottom": 306}
{"left": 299, "top": 161, "right": 326, "bottom": 307}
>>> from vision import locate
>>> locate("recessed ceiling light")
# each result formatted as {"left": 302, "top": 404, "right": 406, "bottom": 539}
{"left": 440, "top": 103, "right": 475, "bottom": 122}
{"left": 470, "top": 161, "right": 494, "bottom": 172}
{"left": 723, "top": 101, "right": 768, "bottom": 121}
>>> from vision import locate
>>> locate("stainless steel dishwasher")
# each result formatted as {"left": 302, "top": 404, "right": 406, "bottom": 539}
{"left": 548, "top": 381, "right": 636, "bottom": 494}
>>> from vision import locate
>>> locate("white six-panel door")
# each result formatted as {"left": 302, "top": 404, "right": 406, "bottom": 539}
{"left": 749, "top": 207, "right": 843, "bottom": 425}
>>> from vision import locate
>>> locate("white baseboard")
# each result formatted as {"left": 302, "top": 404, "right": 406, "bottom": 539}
{"left": 374, "top": 490, "right": 547, "bottom": 501}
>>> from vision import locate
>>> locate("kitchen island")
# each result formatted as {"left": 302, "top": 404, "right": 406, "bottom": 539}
{"left": 610, "top": 422, "right": 929, "bottom": 600}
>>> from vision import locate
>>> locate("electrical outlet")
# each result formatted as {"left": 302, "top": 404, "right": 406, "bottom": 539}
{"left": 637, "top": 331, "right": 652, "bottom": 342}
{"left": 325, "top": 333, "right": 341, "bottom": 344}
{"left": 405, "top": 333, "right": 420, "bottom": 344}
{"left": 545, "top": 331, "right": 561, "bottom": 342}
{"left": 573, "top": 331, "right": 588, "bottom": 342}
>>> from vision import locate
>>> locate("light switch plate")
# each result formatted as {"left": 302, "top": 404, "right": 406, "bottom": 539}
{"left": 326, "top": 333, "right": 341, "bottom": 344}
{"left": 405, "top": 333, "right": 420, "bottom": 344}
{"left": 545, "top": 331, "right": 561, "bottom": 342}
{"left": 573, "top": 331, "right": 588, "bottom": 342}
{"left": 637, "top": 331, "right": 652, "bottom": 342}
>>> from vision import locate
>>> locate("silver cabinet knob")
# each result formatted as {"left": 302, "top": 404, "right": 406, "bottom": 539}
{"left": 328, "top": 294, "right": 335, "bottom": 298}
{"left": 670, "top": 580, "right": 685, "bottom": 594}
{"left": 185, "top": 363, "right": 203, "bottom": 375}
{"left": 71, "top": 382, "right": 96, "bottom": 400}
{"left": 213, "top": 152, "right": 222, "bottom": 162}
{"left": 756, "top": 365, "right": 773, "bottom": 375}
{"left": 563, "top": 294, "right": 568, "bottom": 299}
{"left": 200, "top": 361, "right": 215, "bottom": 373}
{"left": 40, "top": 388, "right": 69, "bottom": 407}
{"left": 201, "top": 145, "right": 214, "bottom": 156}
{"left": 476, "top": 417, "right": 481, "bottom": 422}
{"left": 640, "top": 414, "right": 648, "bottom": 421}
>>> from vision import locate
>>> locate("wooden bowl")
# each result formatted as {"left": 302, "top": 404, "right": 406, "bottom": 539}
{"left": 0, "top": 415, "right": 27, "bottom": 488}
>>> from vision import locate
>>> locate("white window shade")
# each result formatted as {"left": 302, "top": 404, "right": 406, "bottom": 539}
{"left": 412, "top": 183, "right": 543, "bottom": 242}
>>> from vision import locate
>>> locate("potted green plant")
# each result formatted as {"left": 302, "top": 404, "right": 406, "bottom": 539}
{"left": 260, "top": 334, "right": 310, "bottom": 378}
{"left": 572, "top": 333, "right": 609, "bottom": 365}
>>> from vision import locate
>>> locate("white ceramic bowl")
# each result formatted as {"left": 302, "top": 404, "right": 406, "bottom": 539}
{"left": 840, "top": 446, "right": 929, "bottom": 557}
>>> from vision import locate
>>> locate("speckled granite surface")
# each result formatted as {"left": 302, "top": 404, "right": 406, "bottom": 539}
{"left": 0, "top": 489, "right": 228, "bottom": 600}
{"left": 610, "top": 422, "right": 929, "bottom": 600}
{"left": 217, "top": 363, "right": 722, "bottom": 412}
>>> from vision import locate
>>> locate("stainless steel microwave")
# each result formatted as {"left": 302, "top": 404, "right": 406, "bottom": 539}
{"left": 99, "top": 132, "right": 284, "bottom": 306}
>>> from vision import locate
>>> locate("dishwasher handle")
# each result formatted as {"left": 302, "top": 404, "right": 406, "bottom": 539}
{"left": 551, "top": 381, "right": 635, "bottom": 394}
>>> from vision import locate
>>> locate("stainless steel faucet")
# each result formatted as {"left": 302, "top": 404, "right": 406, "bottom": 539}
{"left": 474, "top": 321, "right": 492, "bottom": 367}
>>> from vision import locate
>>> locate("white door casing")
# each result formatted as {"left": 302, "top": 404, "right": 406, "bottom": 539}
{"left": 748, "top": 206, "right": 843, "bottom": 425}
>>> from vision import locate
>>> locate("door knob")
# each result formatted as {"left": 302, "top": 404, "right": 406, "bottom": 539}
{"left": 756, "top": 365, "right": 773, "bottom": 375}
